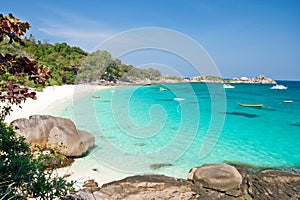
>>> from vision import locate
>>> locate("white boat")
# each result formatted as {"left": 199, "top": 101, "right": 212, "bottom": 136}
{"left": 174, "top": 97, "right": 185, "bottom": 101}
{"left": 238, "top": 103, "right": 263, "bottom": 108}
{"left": 223, "top": 84, "right": 235, "bottom": 89}
{"left": 270, "top": 84, "right": 287, "bottom": 90}
{"left": 284, "top": 100, "right": 293, "bottom": 103}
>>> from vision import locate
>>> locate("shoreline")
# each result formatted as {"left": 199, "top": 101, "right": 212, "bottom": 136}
{"left": 3, "top": 84, "right": 134, "bottom": 186}
{"left": 4, "top": 85, "right": 112, "bottom": 124}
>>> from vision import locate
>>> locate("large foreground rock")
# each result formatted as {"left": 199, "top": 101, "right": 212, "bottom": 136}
{"left": 188, "top": 163, "right": 243, "bottom": 192}
{"left": 10, "top": 115, "right": 94, "bottom": 157}
{"left": 48, "top": 126, "right": 95, "bottom": 157}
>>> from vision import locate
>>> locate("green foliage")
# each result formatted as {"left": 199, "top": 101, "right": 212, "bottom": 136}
{"left": 0, "top": 121, "right": 74, "bottom": 199}
{"left": 121, "top": 67, "right": 162, "bottom": 82}
{"left": 24, "top": 41, "right": 87, "bottom": 85}
{"left": 32, "top": 144, "right": 74, "bottom": 170}
{"left": 77, "top": 50, "right": 162, "bottom": 83}
{"left": 163, "top": 76, "right": 184, "bottom": 81}
{"left": 195, "top": 75, "right": 224, "bottom": 81}
{"left": 0, "top": 38, "right": 88, "bottom": 86}
{"left": 76, "top": 50, "right": 116, "bottom": 83}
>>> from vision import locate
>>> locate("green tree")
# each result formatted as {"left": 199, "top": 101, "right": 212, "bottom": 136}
{"left": 101, "top": 62, "right": 123, "bottom": 83}
{"left": 76, "top": 50, "right": 115, "bottom": 83}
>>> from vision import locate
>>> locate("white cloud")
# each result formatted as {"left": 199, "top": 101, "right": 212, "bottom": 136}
{"left": 38, "top": 25, "right": 115, "bottom": 51}
{"left": 37, "top": 7, "right": 117, "bottom": 51}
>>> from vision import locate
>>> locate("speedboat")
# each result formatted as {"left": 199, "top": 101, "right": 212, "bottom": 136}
{"left": 159, "top": 87, "right": 168, "bottom": 91}
{"left": 270, "top": 84, "right": 287, "bottom": 90}
{"left": 223, "top": 84, "right": 235, "bottom": 89}
{"left": 284, "top": 100, "right": 293, "bottom": 103}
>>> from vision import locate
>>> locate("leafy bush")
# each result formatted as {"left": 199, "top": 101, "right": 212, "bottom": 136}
{"left": 0, "top": 121, "right": 75, "bottom": 199}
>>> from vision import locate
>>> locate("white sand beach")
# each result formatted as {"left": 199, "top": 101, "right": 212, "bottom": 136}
{"left": 3, "top": 84, "right": 133, "bottom": 186}
{"left": 4, "top": 85, "right": 110, "bottom": 124}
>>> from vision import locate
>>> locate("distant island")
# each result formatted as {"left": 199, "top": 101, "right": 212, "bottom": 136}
{"left": 114, "top": 74, "right": 277, "bottom": 85}
{"left": 189, "top": 74, "right": 277, "bottom": 84}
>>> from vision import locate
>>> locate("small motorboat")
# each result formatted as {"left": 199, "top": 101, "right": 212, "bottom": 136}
{"left": 159, "top": 87, "right": 168, "bottom": 91}
{"left": 223, "top": 84, "right": 235, "bottom": 89}
{"left": 92, "top": 95, "right": 100, "bottom": 98}
{"left": 238, "top": 103, "right": 263, "bottom": 108}
{"left": 270, "top": 84, "right": 287, "bottom": 90}
{"left": 284, "top": 100, "right": 293, "bottom": 103}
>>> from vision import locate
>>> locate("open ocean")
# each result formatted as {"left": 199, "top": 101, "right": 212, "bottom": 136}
{"left": 57, "top": 81, "right": 300, "bottom": 178}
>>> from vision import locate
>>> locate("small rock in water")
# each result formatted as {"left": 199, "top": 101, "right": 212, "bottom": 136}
{"left": 150, "top": 163, "right": 172, "bottom": 170}
{"left": 289, "top": 122, "right": 300, "bottom": 127}
{"left": 134, "top": 142, "right": 145, "bottom": 146}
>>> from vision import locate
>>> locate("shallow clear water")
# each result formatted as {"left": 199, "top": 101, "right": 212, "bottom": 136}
{"left": 58, "top": 81, "right": 300, "bottom": 177}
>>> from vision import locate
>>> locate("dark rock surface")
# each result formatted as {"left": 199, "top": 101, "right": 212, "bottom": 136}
{"left": 10, "top": 115, "right": 95, "bottom": 157}
{"left": 249, "top": 170, "right": 300, "bottom": 200}
{"left": 62, "top": 164, "right": 300, "bottom": 200}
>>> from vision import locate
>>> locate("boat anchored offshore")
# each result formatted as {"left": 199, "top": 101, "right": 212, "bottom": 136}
{"left": 270, "top": 84, "right": 287, "bottom": 90}
{"left": 238, "top": 103, "right": 263, "bottom": 108}
{"left": 159, "top": 87, "right": 168, "bottom": 91}
{"left": 223, "top": 84, "right": 235, "bottom": 89}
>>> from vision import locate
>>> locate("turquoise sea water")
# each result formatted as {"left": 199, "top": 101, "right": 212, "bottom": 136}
{"left": 58, "top": 81, "right": 300, "bottom": 178}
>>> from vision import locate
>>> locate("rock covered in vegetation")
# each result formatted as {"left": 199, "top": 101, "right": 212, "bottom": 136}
{"left": 10, "top": 115, "right": 94, "bottom": 157}
{"left": 62, "top": 164, "right": 300, "bottom": 200}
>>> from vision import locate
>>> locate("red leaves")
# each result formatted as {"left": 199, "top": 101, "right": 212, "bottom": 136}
{"left": 0, "top": 81, "right": 37, "bottom": 110}
{"left": 0, "top": 13, "right": 30, "bottom": 45}
{"left": 0, "top": 13, "right": 51, "bottom": 120}
{"left": 0, "top": 53, "right": 52, "bottom": 84}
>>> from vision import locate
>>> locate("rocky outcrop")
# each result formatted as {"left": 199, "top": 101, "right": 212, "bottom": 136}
{"left": 10, "top": 115, "right": 94, "bottom": 157}
{"left": 62, "top": 164, "right": 300, "bottom": 200}
{"left": 229, "top": 75, "right": 277, "bottom": 84}
{"left": 249, "top": 170, "right": 300, "bottom": 200}
{"left": 63, "top": 175, "right": 199, "bottom": 200}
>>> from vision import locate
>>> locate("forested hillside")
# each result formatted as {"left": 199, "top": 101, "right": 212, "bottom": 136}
{"left": 77, "top": 50, "right": 161, "bottom": 84}
{"left": 1, "top": 37, "right": 162, "bottom": 86}
{"left": 1, "top": 36, "right": 87, "bottom": 86}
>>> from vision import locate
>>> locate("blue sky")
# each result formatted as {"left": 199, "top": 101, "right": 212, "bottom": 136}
{"left": 2, "top": 0, "right": 300, "bottom": 80}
